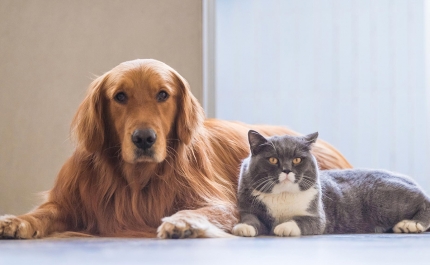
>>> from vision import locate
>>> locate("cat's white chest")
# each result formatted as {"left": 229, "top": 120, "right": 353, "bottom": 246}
{"left": 252, "top": 188, "right": 317, "bottom": 224}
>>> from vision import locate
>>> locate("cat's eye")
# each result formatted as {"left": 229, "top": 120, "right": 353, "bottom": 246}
{"left": 114, "top": 92, "right": 127, "bottom": 104}
{"left": 268, "top": 157, "right": 278, "bottom": 164}
{"left": 292, "top": 157, "right": 302, "bottom": 165}
{"left": 157, "top": 90, "right": 169, "bottom": 102}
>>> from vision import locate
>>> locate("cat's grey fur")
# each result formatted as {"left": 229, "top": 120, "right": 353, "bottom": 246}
{"left": 233, "top": 130, "right": 430, "bottom": 237}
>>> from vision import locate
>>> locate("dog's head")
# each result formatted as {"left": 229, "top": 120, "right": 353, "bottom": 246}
{"left": 72, "top": 59, "right": 204, "bottom": 164}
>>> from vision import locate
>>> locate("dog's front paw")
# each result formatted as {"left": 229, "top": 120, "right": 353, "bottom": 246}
{"left": 157, "top": 217, "right": 196, "bottom": 239}
{"left": 0, "top": 215, "right": 38, "bottom": 239}
{"left": 393, "top": 220, "right": 425, "bottom": 233}
{"left": 274, "top": 221, "right": 301, "bottom": 237}
{"left": 157, "top": 210, "right": 233, "bottom": 239}
{"left": 232, "top": 223, "right": 256, "bottom": 237}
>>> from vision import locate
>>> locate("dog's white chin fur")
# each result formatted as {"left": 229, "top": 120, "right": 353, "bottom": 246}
{"left": 121, "top": 151, "right": 166, "bottom": 164}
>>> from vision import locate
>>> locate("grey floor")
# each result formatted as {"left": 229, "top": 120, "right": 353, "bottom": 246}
{"left": 1, "top": 233, "right": 429, "bottom": 265}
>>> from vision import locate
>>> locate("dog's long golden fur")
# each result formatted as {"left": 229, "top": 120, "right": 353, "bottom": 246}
{"left": 0, "top": 59, "right": 351, "bottom": 239}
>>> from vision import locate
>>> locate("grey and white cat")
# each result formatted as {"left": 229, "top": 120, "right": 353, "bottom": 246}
{"left": 233, "top": 130, "right": 430, "bottom": 237}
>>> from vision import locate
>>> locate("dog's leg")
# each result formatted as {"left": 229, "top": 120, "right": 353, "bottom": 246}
{"left": 157, "top": 204, "right": 238, "bottom": 239}
{"left": 0, "top": 202, "right": 65, "bottom": 239}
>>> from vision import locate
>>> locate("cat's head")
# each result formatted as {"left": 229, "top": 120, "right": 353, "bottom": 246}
{"left": 246, "top": 130, "right": 319, "bottom": 194}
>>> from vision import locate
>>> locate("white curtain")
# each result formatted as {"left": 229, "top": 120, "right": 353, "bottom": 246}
{"left": 215, "top": 0, "right": 430, "bottom": 191}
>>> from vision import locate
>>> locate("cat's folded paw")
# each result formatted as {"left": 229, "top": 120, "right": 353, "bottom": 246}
{"left": 274, "top": 221, "right": 301, "bottom": 237}
{"left": 232, "top": 223, "right": 257, "bottom": 237}
{"left": 0, "top": 215, "right": 38, "bottom": 239}
{"left": 393, "top": 220, "right": 425, "bottom": 233}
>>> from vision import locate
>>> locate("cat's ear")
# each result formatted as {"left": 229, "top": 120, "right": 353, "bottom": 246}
{"left": 248, "top": 130, "right": 269, "bottom": 155}
{"left": 304, "top": 132, "right": 318, "bottom": 147}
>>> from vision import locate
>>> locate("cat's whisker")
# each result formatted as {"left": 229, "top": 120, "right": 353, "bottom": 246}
{"left": 263, "top": 181, "right": 277, "bottom": 193}
{"left": 253, "top": 178, "right": 271, "bottom": 188}
{"left": 267, "top": 140, "right": 277, "bottom": 153}
{"left": 299, "top": 178, "right": 315, "bottom": 190}
{"left": 300, "top": 176, "right": 315, "bottom": 184}
{"left": 253, "top": 177, "right": 273, "bottom": 190}
{"left": 255, "top": 179, "right": 271, "bottom": 192}
{"left": 252, "top": 176, "right": 270, "bottom": 184}
{"left": 250, "top": 173, "right": 268, "bottom": 183}
{"left": 301, "top": 181, "right": 314, "bottom": 190}
{"left": 321, "top": 192, "right": 334, "bottom": 201}
{"left": 257, "top": 142, "right": 276, "bottom": 152}
{"left": 300, "top": 178, "right": 313, "bottom": 185}
{"left": 301, "top": 175, "right": 316, "bottom": 182}
{"left": 261, "top": 180, "right": 276, "bottom": 193}
{"left": 255, "top": 179, "right": 273, "bottom": 191}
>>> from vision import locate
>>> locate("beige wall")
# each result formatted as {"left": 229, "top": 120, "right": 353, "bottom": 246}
{"left": 0, "top": 0, "right": 203, "bottom": 215}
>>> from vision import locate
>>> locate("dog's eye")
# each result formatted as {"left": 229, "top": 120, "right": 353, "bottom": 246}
{"left": 114, "top": 92, "right": 127, "bottom": 103}
{"left": 156, "top": 91, "right": 169, "bottom": 102}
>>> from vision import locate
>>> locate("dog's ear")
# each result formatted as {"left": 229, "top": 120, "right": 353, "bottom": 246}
{"left": 173, "top": 71, "right": 205, "bottom": 145}
{"left": 71, "top": 73, "right": 108, "bottom": 153}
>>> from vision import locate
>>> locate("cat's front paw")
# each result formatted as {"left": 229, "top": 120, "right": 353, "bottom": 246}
{"left": 274, "top": 221, "right": 301, "bottom": 237}
{"left": 393, "top": 220, "right": 425, "bottom": 233}
{"left": 0, "top": 215, "right": 38, "bottom": 239}
{"left": 232, "top": 223, "right": 257, "bottom": 237}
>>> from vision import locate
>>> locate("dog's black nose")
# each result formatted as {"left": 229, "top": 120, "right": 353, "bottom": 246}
{"left": 132, "top": 129, "right": 157, "bottom": 149}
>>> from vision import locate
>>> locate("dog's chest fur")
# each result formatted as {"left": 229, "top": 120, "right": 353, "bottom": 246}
{"left": 252, "top": 187, "right": 317, "bottom": 225}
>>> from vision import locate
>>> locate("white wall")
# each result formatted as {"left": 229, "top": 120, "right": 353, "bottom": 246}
{"left": 0, "top": 0, "right": 203, "bottom": 215}
{"left": 215, "top": 0, "right": 430, "bottom": 191}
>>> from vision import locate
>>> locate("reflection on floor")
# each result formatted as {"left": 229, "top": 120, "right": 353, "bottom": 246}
{"left": 1, "top": 233, "right": 429, "bottom": 265}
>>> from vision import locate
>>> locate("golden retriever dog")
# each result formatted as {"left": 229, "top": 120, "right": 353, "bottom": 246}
{"left": 0, "top": 59, "right": 351, "bottom": 239}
